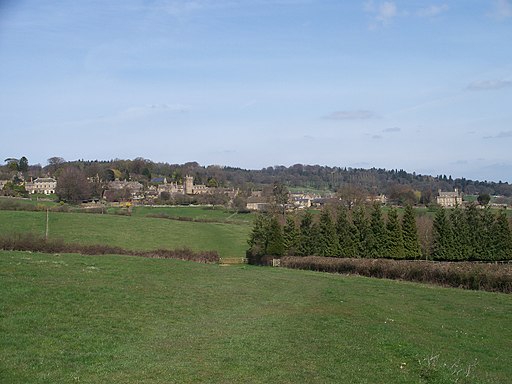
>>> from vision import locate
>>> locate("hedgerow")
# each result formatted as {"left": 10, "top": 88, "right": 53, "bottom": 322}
{"left": 280, "top": 256, "right": 512, "bottom": 293}
{"left": 0, "top": 233, "right": 219, "bottom": 264}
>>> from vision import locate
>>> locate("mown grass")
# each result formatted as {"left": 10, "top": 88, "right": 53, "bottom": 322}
{"left": 0, "top": 210, "right": 250, "bottom": 258}
{"left": 1, "top": 250, "right": 511, "bottom": 383}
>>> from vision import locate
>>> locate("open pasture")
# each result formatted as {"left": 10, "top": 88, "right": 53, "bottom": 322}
{"left": 1, "top": 250, "right": 511, "bottom": 383}
{"left": 0, "top": 209, "right": 251, "bottom": 259}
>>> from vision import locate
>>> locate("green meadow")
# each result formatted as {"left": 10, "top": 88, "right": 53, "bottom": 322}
{"left": 0, "top": 209, "right": 251, "bottom": 259}
{"left": 124, "top": 205, "right": 254, "bottom": 224}
{"left": 1, "top": 251, "right": 511, "bottom": 383}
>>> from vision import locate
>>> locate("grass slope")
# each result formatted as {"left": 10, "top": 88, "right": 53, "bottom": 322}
{"left": 0, "top": 210, "right": 250, "bottom": 258}
{"left": 1, "top": 250, "right": 511, "bottom": 383}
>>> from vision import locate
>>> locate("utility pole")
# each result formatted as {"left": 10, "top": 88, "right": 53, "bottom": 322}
{"left": 45, "top": 208, "right": 49, "bottom": 240}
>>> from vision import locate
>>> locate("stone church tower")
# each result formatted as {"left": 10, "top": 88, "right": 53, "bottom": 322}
{"left": 184, "top": 175, "right": 194, "bottom": 195}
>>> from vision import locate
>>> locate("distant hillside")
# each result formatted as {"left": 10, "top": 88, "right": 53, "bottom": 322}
{"left": 2, "top": 157, "right": 511, "bottom": 200}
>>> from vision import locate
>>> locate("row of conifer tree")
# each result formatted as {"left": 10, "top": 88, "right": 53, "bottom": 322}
{"left": 247, "top": 204, "right": 512, "bottom": 262}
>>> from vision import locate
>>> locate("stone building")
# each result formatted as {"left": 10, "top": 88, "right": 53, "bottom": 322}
{"left": 436, "top": 189, "right": 463, "bottom": 207}
{"left": 24, "top": 177, "right": 57, "bottom": 195}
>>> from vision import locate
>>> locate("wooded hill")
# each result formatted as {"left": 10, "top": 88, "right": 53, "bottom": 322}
{"left": 3, "top": 157, "right": 512, "bottom": 200}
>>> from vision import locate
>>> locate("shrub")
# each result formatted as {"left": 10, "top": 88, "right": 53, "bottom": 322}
{"left": 280, "top": 256, "right": 512, "bottom": 293}
{"left": 0, "top": 233, "right": 219, "bottom": 264}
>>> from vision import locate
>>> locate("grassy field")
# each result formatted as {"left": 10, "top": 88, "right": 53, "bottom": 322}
{"left": 1, "top": 250, "right": 511, "bottom": 383}
{"left": 0, "top": 210, "right": 251, "bottom": 259}
{"left": 125, "top": 205, "right": 254, "bottom": 224}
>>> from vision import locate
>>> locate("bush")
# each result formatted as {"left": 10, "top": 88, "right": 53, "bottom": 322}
{"left": 280, "top": 256, "right": 512, "bottom": 293}
{"left": 0, "top": 233, "right": 220, "bottom": 264}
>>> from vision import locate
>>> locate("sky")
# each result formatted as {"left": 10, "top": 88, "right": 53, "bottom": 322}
{"left": 1, "top": 1, "right": 511, "bottom": 182}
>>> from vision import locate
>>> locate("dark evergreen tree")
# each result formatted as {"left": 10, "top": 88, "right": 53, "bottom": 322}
{"left": 431, "top": 207, "right": 454, "bottom": 260}
{"left": 492, "top": 210, "right": 512, "bottom": 261}
{"left": 367, "top": 203, "right": 386, "bottom": 257}
{"left": 310, "top": 221, "right": 321, "bottom": 256}
{"left": 465, "top": 204, "right": 482, "bottom": 259}
{"left": 18, "top": 156, "right": 29, "bottom": 172}
{"left": 335, "top": 205, "right": 358, "bottom": 257}
{"left": 317, "top": 208, "right": 340, "bottom": 256}
{"left": 297, "top": 210, "right": 315, "bottom": 256}
{"left": 266, "top": 215, "right": 285, "bottom": 256}
{"left": 352, "top": 205, "right": 369, "bottom": 257}
{"left": 479, "top": 207, "right": 495, "bottom": 261}
{"left": 402, "top": 205, "right": 421, "bottom": 259}
{"left": 385, "top": 207, "right": 404, "bottom": 258}
{"left": 247, "top": 213, "right": 271, "bottom": 257}
{"left": 449, "top": 205, "right": 470, "bottom": 260}
{"left": 283, "top": 215, "right": 299, "bottom": 256}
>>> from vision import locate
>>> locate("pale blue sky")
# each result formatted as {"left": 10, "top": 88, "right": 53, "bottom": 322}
{"left": 1, "top": 1, "right": 511, "bottom": 181}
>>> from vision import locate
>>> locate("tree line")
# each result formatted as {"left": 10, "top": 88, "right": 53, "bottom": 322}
{"left": 3, "top": 157, "right": 512, "bottom": 200}
{"left": 247, "top": 204, "right": 512, "bottom": 263}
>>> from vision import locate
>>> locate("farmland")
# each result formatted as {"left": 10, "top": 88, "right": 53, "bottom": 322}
{"left": 0, "top": 208, "right": 251, "bottom": 259}
{"left": 1, "top": 250, "right": 511, "bottom": 383}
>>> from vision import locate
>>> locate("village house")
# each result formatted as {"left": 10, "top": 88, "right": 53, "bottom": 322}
{"left": 246, "top": 196, "right": 269, "bottom": 211}
{"left": 24, "top": 177, "right": 57, "bottom": 195}
{"left": 366, "top": 194, "right": 388, "bottom": 205}
{"left": 290, "top": 192, "right": 317, "bottom": 209}
{"left": 436, "top": 189, "right": 463, "bottom": 207}
{"left": 106, "top": 180, "right": 144, "bottom": 200}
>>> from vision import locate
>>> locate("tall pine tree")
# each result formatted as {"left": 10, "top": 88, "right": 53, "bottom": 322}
{"left": 247, "top": 213, "right": 271, "bottom": 257}
{"left": 367, "top": 203, "right": 386, "bottom": 258}
{"left": 297, "top": 210, "right": 315, "bottom": 256}
{"left": 465, "top": 204, "right": 482, "bottom": 259}
{"left": 283, "top": 215, "right": 299, "bottom": 256}
{"left": 402, "top": 205, "right": 421, "bottom": 259}
{"left": 317, "top": 208, "right": 340, "bottom": 256}
{"left": 336, "top": 205, "right": 358, "bottom": 257}
{"left": 385, "top": 207, "right": 404, "bottom": 258}
{"left": 266, "top": 215, "right": 285, "bottom": 257}
{"left": 479, "top": 207, "right": 495, "bottom": 261}
{"left": 432, "top": 207, "right": 454, "bottom": 261}
{"left": 492, "top": 210, "right": 512, "bottom": 261}
{"left": 450, "top": 205, "right": 470, "bottom": 261}
{"left": 352, "top": 205, "right": 369, "bottom": 257}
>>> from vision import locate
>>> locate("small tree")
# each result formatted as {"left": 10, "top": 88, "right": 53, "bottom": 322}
{"left": 477, "top": 193, "right": 491, "bottom": 206}
{"left": 272, "top": 181, "right": 289, "bottom": 217}
{"left": 55, "top": 167, "right": 92, "bottom": 204}
{"left": 18, "top": 156, "right": 29, "bottom": 173}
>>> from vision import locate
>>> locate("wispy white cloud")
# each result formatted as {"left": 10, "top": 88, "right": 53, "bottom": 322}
{"left": 489, "top": 0, "right": 512, "bottom": 20}
{"left": 483, "top": 130, "right": 512, "bottom": 139}
{"left": 48, "top": 104, "right": 189, "bottom": 130}
{"left": 382, "top": 127, "right": 401, "bottom": 133}
{"left": 364, "top": 1, "right": 397, "bottom": 27}
{"left": 467, "top": 79, "right": 512, "bottom": 91}
{"left": 324, "top": 110, "right": 380, "bottom": 120}
{"left": 417, "top": 4, "right": 449, "bottom": 18}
